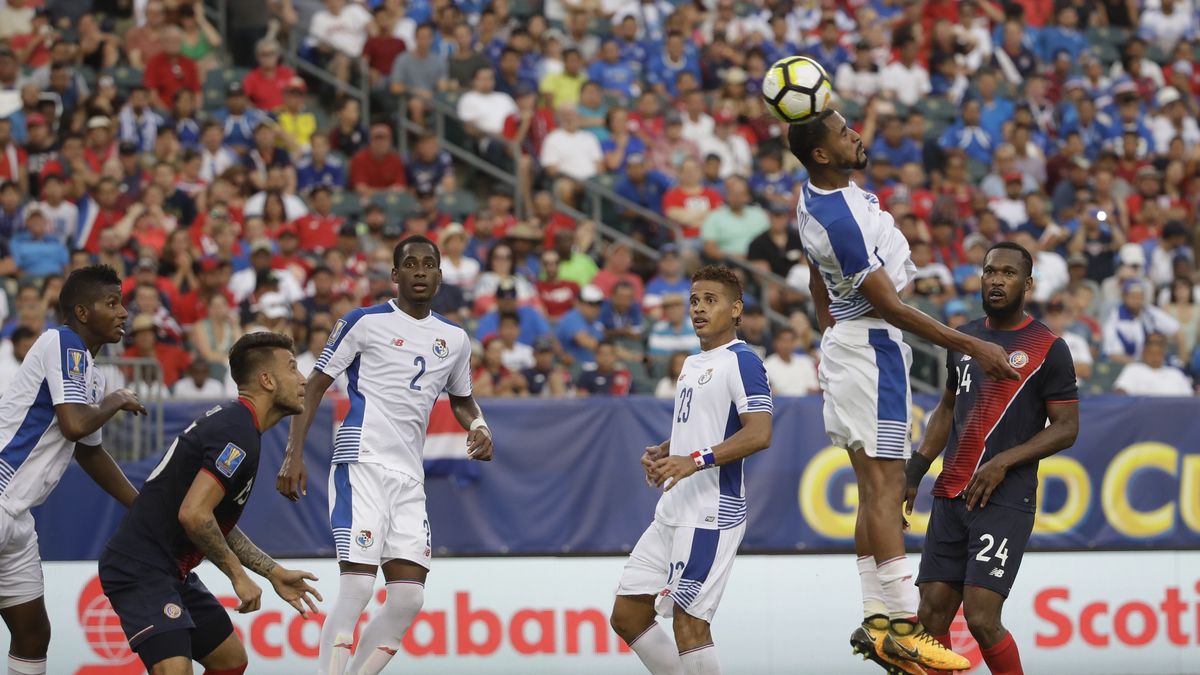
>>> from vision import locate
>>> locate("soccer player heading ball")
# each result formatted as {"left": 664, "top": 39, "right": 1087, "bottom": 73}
{"left": 907, "top": 243, "right": 1079, "bottom": 675}
{"left": 789, "top": 109, "right": 1018, "bottom": 674}
{"left": 611, "top": 265, "right": 773, "bottom": 675}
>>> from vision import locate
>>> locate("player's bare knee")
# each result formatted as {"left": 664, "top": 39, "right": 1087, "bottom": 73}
{"left": 149, "top": 657, "right": 194, "bottom": 675}
{"left": 609, "top": 597, "right": 653, "bottom": 641}
{"left": 671, "top": 609, "right": 712, "bottom": 650}
{"left": 917, "top": 597, "right": 954, "bottom": 636}
{"left": 8, "top": 618, "right": 50, "bottom": 656}
{"left": 963, "top": 605, "right": 1005, "bottom": 647}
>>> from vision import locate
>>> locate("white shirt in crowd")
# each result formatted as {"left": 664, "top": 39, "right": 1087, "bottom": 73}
{"left": 681, "top": 113, "right": 715, "bottom": 147}
{"left": 456, "top": 91, "right": 517, "bottom": 137}
{"left": 27, "top": 200, "right": 78, "bottom": 245}
{"left": 699, "top": 133, "right": 753, "bottom": 179}
{"left": 500, "top": 342, "right": 535, "bottom": 372}
{"left": 172, "top": 377, "right": 229, "bottom": 400}
{"left": 1032, "top": 251, "right": 1069, "bottom": 303}
{"left": 1059, "top": 330, "right": 1093, "bottom": 381}
{"left": 309, "top": 2, "right": 373, "bottom": 57}
{"left": 880, "top": 61, "right": 931, "bottom": 107}
{"left": 834, "top": 63, "right": 882, "bottom": 103}
{"left": 763, "top": 351, "right": 819, "bottom": 396}
{"left": 441, "top": 256, "right": 482, "bottom": 298}
{"left": 1114, "top": 362, "right": 1194, "bottom": 396}
{"left": 539, "top": 129, "right": 603, "bottom": 182}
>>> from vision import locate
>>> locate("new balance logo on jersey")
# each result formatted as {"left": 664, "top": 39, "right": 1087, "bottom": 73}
{"left": 390, "top": 338, "right": 406, "bottom": 349}
{"left": 989, "top": 567, "right": 1005, "bottom": 578}
{"left": 961, "top": 355, "right": 972, "bottom": 362}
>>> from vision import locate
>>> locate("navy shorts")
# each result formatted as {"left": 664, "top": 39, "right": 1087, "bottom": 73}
{"left": 98, "top": 549, "right": 234, "bottom": 668}
{"left": 916, "top": 496, "right": 1035, "bottom": 598}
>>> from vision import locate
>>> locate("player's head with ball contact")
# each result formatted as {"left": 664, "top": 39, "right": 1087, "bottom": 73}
{"left": 690, "top": 265, "right": 744, "bottom": 350}
{"left": 981, "top": 241, "right": 1034, "bottom": 323}
{"left": 60, "top": 264, "right": 128, "bottom": 353}
{"left": 229, "top": 331, "right": 307, "bottom": 427}
{"left": 787, "top": 109, "right": 868, "bottom": 188}
{"left": 392, "top": 234, "right": 442, "bottom": 318}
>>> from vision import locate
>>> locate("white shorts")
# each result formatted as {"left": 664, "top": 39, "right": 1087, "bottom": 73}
{"left": 819, "top": 318, "right": 913, "bottom": 460}
{"left": 615, "top": 520, "right": 745, "bottom": 623}
{"left": 328, "top": 463, "right": 432, "bottom": 569}
{"left": 0, "top": 510, "right": 43, "bottom": 608}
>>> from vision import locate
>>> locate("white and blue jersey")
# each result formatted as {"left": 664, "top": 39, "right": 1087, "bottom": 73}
{"left": 315, "top": 300, "right": 473, "bottom": 483}
{"left": 0, "top": 326, "right": 105, "bottom": 515}
{"left": 656, "top": 339, "right": 772, "bottom": 530}
{"left": 795, "top": 180, "right": 915, "bottom": 321}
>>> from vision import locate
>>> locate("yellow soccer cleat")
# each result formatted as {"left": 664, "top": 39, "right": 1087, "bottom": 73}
{"left": 882, "top": 620, "right": 971, "bottom": 671}
{"left": 850, "top": 615, "right": 927, "bottom": 675}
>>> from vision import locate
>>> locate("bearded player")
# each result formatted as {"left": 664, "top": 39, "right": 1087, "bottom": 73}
{"left": 100, "top": 331, "right": 321, "bottom": 674}
{"left": 277, "top": 235, "right": 493, "bottom": 675}
{"left": 905, "top": 243, "right": 1079, "bottom": 675}
{"left": 610, "top": 265, "right": 772, "bottom": 675}
{"left": 788, "top": 111, "right": 1019, "bottom": 674}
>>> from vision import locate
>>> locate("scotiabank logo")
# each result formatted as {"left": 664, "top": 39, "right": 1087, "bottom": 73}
{"left": 79, "top": 576, "right": 630, "bottom": 671}
{"left": 1035, "top": 581, "right": 1200, "bottom": 648}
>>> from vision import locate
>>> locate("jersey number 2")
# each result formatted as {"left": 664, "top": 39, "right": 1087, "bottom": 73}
{"left": 676, "top": 387, "right": 693, "bottom": 423}
{"left": 410, "top": 356, "right": 427, "bottom": 391}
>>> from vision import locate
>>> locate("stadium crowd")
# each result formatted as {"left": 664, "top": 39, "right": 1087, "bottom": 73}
{"left": 0, "top": 0, "right": 1198, "bottom": 400}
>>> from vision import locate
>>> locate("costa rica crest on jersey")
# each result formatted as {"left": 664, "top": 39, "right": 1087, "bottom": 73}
{"left": 432, "top": 338, "right": 449, "bottom": 359}
{"left": 1008, "top": 351, "right": 1029, "bottom": 368}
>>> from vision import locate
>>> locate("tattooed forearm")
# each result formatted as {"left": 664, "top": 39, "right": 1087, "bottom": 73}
{"left": 183, "top": 515, "right": 243, "bottom": 579}
{"left": 227, "top": 527, "right": 277, "bottom": 578}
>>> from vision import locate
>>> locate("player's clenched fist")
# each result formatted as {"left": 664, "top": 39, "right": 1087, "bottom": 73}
{"left": 652, "top": 455, "right": 698, "bottom": 491}
{"left": 467, "top": 426, "right": 493, "bottom": 461}
{"left": 276, "top": 447, "right": 308, "bottom": 501}
{"left": 641, "top": 443, "right": 668, "bottom": 486}
{"left": 232, "top": 574, "right": 263, "bottom": 613}
{"left": 107, "top": 388, "right": 148, "bottom": 416}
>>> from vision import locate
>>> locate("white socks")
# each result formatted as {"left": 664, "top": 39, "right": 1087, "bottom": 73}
{"left": 348, "top": 581, "right": 425, "bottom": 675}
{"left": 876, "top": 555, "right": 920, "bottom": 620}
{"left": 857, "top": 554, "right": 888, "bottom": 619}
{"left": 628, "top": 623, "right": 684, "bottom": 675}
{"left": 680, "top": 644, "right": 721, "bottom": 675}
{"left": 7, "top": 655, "right": 46, "bottom": 675}
{"left": 318, "top": 572, "right": 376, "bottom": 675}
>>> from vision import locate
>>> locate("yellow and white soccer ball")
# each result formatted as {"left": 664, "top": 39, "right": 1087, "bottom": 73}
{"left": 761, "top": 56, "right": 834, "bottom": 125}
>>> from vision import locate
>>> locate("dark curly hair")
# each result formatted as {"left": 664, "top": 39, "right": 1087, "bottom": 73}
{"left": 691, "top": 265, "right": 745, "bottom": 325}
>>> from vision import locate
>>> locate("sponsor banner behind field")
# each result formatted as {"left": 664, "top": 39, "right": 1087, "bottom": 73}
{"left": 31, "top": 396, "right": 1200, "bottom": 560}
{"left": 18, "top": 552, "right": 1200, "bottom": 674}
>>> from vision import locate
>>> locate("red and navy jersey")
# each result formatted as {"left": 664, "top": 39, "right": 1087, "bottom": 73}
{"left": 933, "top": 317, "right": 1078, "bottom": 512}
{"left": 105, "top": 399, "right": 263, "bottom": 579}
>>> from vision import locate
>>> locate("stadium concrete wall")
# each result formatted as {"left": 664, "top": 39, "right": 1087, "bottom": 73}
{"left": 23, "top": 551, "right": 1200, "bottom": 674}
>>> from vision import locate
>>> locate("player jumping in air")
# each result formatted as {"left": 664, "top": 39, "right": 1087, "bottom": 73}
{"left": 277, "top": 235, "right": 493, "bottom": 675}
{"left": 0, "top": 265, "right": 145, "bottom": 675}
{"left": 906, "top": 243, "right": 1079, "bottom": 675}
{"left": 100, "top": 331, "right": 321, "bottom": 674}
{"left": 610, "top": 265, "right": 773, "bottom": 675}
{"left": 788, "top": 111, "right": 1019, "bottom": 674}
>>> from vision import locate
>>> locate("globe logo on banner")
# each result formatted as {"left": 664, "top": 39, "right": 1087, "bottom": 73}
{"left": 949, "top": 608, "right": 985, "bottom": 673}
{"left": 76, "top": 575, "right": 142, "bottom": 675}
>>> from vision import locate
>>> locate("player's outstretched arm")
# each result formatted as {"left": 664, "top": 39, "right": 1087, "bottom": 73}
{"left": 965, "top": 401, "right": 1079, "bottom": 511}
{"left": 449, "top": 394, "right": 493, "bottom": 461}
{"left": 178, "top": 471, "right": 262, "bottom": 614}
{"left": 905, "top": 384, "right": 957, "bottom": 515}
{"left": 808, "top": 261, "right": 834, "bottom": 332}
{"left": 55, "top": 388, "right": 147, "bottom": 442}
{"left": 652, "top": 412, "right": 772, "bottom": 491}
{"left": 277, "top": 371, "right": 336, "bottom": 501}
{"left": 74, "top": 442, "right": 138, "bottom": 507}
{"left": 857, "top": 270, "right": 1020, "bottom": 381}
{"left": 227, "top": 527, "right": 323, "bottom": 617}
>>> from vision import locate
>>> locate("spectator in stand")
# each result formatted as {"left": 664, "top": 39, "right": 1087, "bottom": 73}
{"left": 654, "top": 350, "right": 688, "bottom": 399}
{"left": 591, "top": 241, "right": 645, "bottom": 301}
{"left": 700, "top": 112, "right": 752, "bottom": 179}
{"left": 646, "top": 293, "right": 699, "bottom": 360}
{"left": 909, "top": 239, "right": 956, "bottom": 305}
{"left": 405, "top": 134, "right": 454, "bottom": 195}
{"left": 243, "top": 123, "right": 291, "bottom": 192}
{"left": 276, "top": 78, "right": 318, "bottom": 153}
{"left": 1037, "top": 5, "right": 1087, "bottom": 63}
{"left": 389, "top": 23, "right": 449, "bottom": 128}
{"left": 457, "top": 66, "right": 518, "bottom": 167}
{"left": 296, "top": 132, "right": 346, "bottom": 192}
{"left": 144, "top": 26, "right": 200, "bottom": 112}
{"left": 125, "top": 313, "right": 191, "bottom": 388}
{"left": 328, "top": 96, "right": 367, "bottom": 158}
{"left": 191, "top": 292, "right": 242, "bottom": 383}
{"left": 174, "top": 257, "right": 234, "bottom": 327}
{"left": 701, "top": 176, "right": 768, "bottom": 262}
{"left": 349, "top": 124, "right": 407, "bottom": 200}
{"left": 494, "top": 312, "right": 536, "bottom": 372}
{"left": 1103, "top": 281, "right": 1182, "bottom": 364}
{"left": 439, "top": 223, "right": 481, "bottom": 296}
{"left": 198, "top": 121, "right": 238, "bottom": 183}
{"left": 522, "top": 337, "right": 572, "bottom": 397}
{"left": 474, "top": 244, "right": 538, "bottom": 313}
{"left": 662, "top": 157, "right": 723, "bottom": 245}
{"left": 613, "top": 153, "right": 672, "bottom": 245}
{"left": 28, "top": 174, "right": 76, "bottom": 246}
{"left": 172, "top": 358, "right": 229, "bottom": 399}
{"left": 0, "top": 326, "right": 36, "bottom": 384}
{"left": 588, "top": 39, "right": 639, "bottom": 100}
{"left": 125, "top": 0, "right": 169, "bottom": 68}
{"left": 646, "top": 31, "right": 700, "bottom": 98}
{"left": 215, "top": 82, "right": 268, "bottom": 154}
{"left": 764, "top": 326, "right": 819, "bottom": 396}
{"left": 1043, "top": 296, "right": 1094, "bottom": 383}
{"left": 836, "top": 41, "right": 883, "bottom": 104}
{"left": 130, "top": 283, "right": 184, "bottom": 345}
{"left": 1114, "top": 332, "right": 1194, "bottom": 396}
{"left": 310, "top": 0, "right": 373, "bottom": 85}
{"left": 539, "top": 103, "right": 604, "bottom": 183}
{"left": 1017, "top": 191, "right": 1071, "bottom": 252}
{"left": 552, "top": 228, "right": 598, "bottom": 288}
{"left": 477, "top": 277, "right": 550, "bottom": 347}
{"left": 599, "top": 281, "right": 644, "bottom": 342}
{"left": 1068, "top": 207, "right": 1125, "bottom": 285}
{"left": 540, "top": 48, "right": 587, "bottom": 109}
{"left": 557, "top": 284, "right": 605, "bottom": 364}
{"left": 939, "top": 98, "right": 996, "bottom": 166}
{"left": 748, "top": 201, "right": 804, "bottom": 279}
{"left": 1150, "top": 87, "right": 1200, "bottom": 155}
{"left": 473, "top": 336, "right": 529, "bottom": 398}
{"left": 575, "top": 340, "right": 633, "bottom": 396}
{"left": 362, "top": 7, "right": 407, "bottom": 93}
{"left": 749, "top": 149, "right": 797, "bottom": 212}
{"left": 535, "top": 249, "right": 580, "bottom": 320}
{"left": 447, "top": 24, "right": 489, "bottom": 91}
{"left": 881, "top": 35, "right": 931, "bottom": 107}
{"left": 870, "top": 116, "right": 923, "bottom": 170}
{"left": 648, "top": 112, "right": 701, "bottom": 177}
{"left": 495, "top": 47, "right": 536, "bottom": 98}
{"left": 11, "top": 210, "right": 68, "bottom": 279}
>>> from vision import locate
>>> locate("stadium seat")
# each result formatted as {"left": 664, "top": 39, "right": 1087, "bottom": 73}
{"left": 836, "top": 98, "right": 863, "bottom": 123}
{"left": 330, "top": 191, "right": 362, "bottom": 218}
{"left": 1146, "top": 44, "right": 1169, "bottom": 65}
{"left": 103, "top": 66, "right": 143, "bottom": 92}
{"left": 438, "top": 190, "right": 479, "bottom": 220}
{"left": 371, "top": 190, "right": 417, "bottom": 222}
{"left": 1086, "top": 361, "right": 1121, "bottom": 396}
{"left": 966, "top": 159, "right": 989, "bottom": 183}
{"left": 916, "top": 97, "right": 957, "bottom": 123}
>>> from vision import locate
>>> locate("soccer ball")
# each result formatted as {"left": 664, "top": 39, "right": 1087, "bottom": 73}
{"left": 762, "top": 56, "right": 833, "bottom": 125}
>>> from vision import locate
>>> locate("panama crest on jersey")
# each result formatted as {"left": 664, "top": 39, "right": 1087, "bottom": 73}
{"left": 356, "top": 529, "right": 374, "bottom": 549}
{"left": 432, "top": 338, "right": 449, "bottom": 359}
{"left": 697, "top": 368, "right": 714, "bottom": 385}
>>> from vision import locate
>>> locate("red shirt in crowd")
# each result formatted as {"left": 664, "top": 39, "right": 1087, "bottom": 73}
{"left": 79, "top": 204, "right": 125, "bottom": 255}
{"left": 540, "top": 212, "right": 576, "bottom": 250}
{"left": 661, "top": 187, "right": 723, "bottom": 239}
{"left": 536, "top": 279, "right": 580, "bottom": 319}
{"left": 362, "top": 35, "right": 406, "bottom": 79}
{"left": 144, "top": 52, "right": 200, "bottom": 106}
{"left": 124, "top": 342, "right": 192, "bottom": 387}
{"left": 292, "top": 212, "right": 346, "bottom": 252}
{"left": 242, "top": 65, "right": 297, "bottom": 111}
{"left": 84, "top": 143, "right": 118, "bottom": 175}
{"left": 349, "top": 149, "right": 407, "bottom": 191}
{"left": 590, "top": 270, "right": 645, "bottom": 301}
{"left": 502, "top": 108, "right": 556, "bottom": 156}
{"left": 0, "top": 143, "right": 26, "bottom": 184}
{"left": 172, "top": 289, "right": 236, "bottom": 326}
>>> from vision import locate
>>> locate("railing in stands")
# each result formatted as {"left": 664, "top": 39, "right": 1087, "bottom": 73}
{"left": 95, "top": 357, "right": 166, "bottom": 462}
